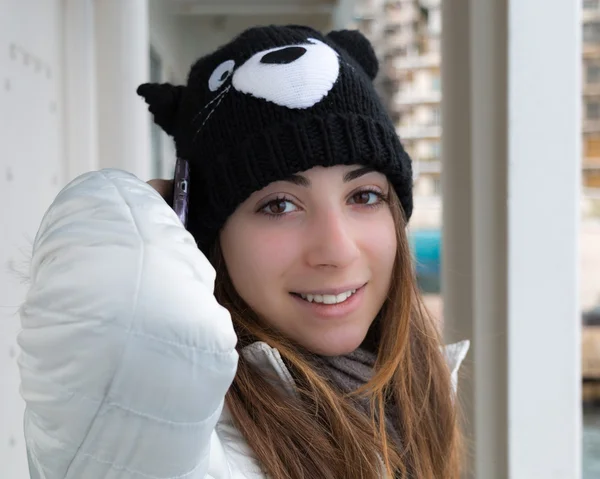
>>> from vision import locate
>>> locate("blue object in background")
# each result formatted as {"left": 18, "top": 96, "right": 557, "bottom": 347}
{"left": 409, "top": 229, "right": 442, "bottom": 294}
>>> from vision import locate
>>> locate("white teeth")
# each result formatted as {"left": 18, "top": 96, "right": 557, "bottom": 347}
{"left": 322, "top": 294, "right": 336, "bottom": 304}
{"left": 299, "top": 289, "right": 357, "bottom": 305}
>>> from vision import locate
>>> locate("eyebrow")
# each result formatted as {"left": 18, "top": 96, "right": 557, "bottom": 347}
{"left": 282, "top": 166, "right": 375, "bottom": 187}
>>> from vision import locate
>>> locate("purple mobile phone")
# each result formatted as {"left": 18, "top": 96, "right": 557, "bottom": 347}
{"left": 173, "top": 158, "right": 190, "bottom": 228}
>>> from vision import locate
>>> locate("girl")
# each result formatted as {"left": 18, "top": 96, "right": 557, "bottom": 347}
{"left": 18, "top": 25, "right": 469, "bottom": 479}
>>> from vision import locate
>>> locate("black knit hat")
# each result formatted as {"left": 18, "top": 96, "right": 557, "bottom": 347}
{"left": 137, "top": 25, "right": 413, "bottom": 253}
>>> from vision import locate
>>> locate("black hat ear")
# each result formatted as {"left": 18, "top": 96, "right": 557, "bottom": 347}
{"left": 136, "top": 83, "right": 184, "bottom": 136}
{"left": 326, "top": 29, "right": 379, "bottom": 80}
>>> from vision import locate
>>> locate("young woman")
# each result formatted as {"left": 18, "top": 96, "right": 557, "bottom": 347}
{"left": 18, "top": 25, "right": 469, "bottom": 479}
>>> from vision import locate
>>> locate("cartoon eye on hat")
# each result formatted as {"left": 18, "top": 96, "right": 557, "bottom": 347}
{"left": 208, "top": 60, "right": 236, "bottom": 92}
{"left": 208, "top": 39, "right": 340, "bottom": 109}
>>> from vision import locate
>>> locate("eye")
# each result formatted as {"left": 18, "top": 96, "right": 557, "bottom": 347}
{"left": 260, "top": 198, "right": 298, "bottom": 216}
{"left": 349, "top": 190, "right": 383, "bottom": 206}
{"left": 209, "top": 60, "right": 235, "bottom": 92}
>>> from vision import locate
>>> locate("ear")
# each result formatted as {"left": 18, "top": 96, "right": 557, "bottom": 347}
{"left": 326, "top": 29, "right": 379, "bottom": 80}
{"left": 136, "top": 83, "right": 184, "bottom": 136}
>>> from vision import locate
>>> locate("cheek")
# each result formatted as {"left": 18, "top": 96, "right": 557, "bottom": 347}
{"left": 361, "top": 212, "right": 397, "bottom": 275}
{"left": 221, "top": 222, "right": 301, "bottom": 295}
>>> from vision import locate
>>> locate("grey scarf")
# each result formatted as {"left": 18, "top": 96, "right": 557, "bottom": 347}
{"left": 317, "top": 347, "right": 402, "bottom": 448}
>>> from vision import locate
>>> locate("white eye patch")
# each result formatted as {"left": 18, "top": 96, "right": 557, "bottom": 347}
{"left": 231, "top": 38, "right": 340, "bottom": 109}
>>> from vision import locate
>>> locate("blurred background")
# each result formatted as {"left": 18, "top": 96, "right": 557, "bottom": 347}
{"left": 0, "top": 0, "right": 596, "bottom": 477}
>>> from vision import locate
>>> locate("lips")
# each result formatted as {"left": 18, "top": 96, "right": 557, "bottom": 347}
{"left": 290, "top": 283, "right": 367, "bottom": 319}
{"left": 298, "top": 289, "right": 357, "bottom": 304}
{"left": 291, "top": 283, "right": 367, "bottom": 306}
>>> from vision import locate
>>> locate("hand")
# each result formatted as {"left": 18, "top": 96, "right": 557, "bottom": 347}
{"left": 147, "top": 179, "right": 173, "bottom": 204}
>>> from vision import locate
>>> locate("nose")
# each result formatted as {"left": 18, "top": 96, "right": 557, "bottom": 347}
{"left": 305, "top": 210, "right": 360, "bottom": 269}
{"left": 260, "top": 46, "right": 307, "bottom": 65}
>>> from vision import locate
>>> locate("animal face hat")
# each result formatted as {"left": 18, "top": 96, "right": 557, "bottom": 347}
{"left": 138, "top": 25, "right": 413, "bottom": 253}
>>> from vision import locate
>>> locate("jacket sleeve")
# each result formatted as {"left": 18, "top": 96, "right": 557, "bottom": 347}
{"left": 17, "top": 169, "right": 238, "bottom": 479}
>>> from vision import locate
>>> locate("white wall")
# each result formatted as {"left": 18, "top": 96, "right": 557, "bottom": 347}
{"left": 147, "top": 0, "right": 190, "bottom": 178}
{"left": 63, "top": 0, "right": 98, "bottom": 180}
{"left": 177, "top": 13, "right": 333, "bottom": 69}
{"left": 149, "top": 0, "right": 188, "bottom": 83}
{"left": 95, "top": 0, "right": 152, "bottom": 180}
{"left": 442, "top": 0, "right": 581, "bottom": 477}
{"left": 0, "top": 1, "right": 65, "bottom": 477}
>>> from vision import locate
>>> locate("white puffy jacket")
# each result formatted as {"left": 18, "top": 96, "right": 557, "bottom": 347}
{"left": 18, "top": 169, "right": 469, "bottom": 479}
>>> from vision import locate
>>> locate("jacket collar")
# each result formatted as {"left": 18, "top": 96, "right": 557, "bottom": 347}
{"left": 241, "top": 342, "right": 297, "bottom": 396}
{"left": 240, "top": 339, "right": 470, "bottom": 397}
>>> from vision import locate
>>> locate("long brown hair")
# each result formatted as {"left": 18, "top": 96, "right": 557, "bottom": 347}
{"left": 211, "top": 187, "right": 463, "bottom": 478}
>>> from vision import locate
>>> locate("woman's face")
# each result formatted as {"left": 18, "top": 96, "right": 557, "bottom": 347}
{"left": 220, "top": 165, "right": 397, "bottom": 356}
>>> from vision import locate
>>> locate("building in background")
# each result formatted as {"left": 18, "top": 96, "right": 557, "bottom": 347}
{"left": 356, "top": 0, "right": 600, "bottom": 225}
{"left": 352, "top": 0, "right": 442, "bottom": 229}
{"left": 353, "top": 0, "right": 600, "bottom": 309}
{"left": 583, "top": 0, "right": 600, "bottom": 217}
{"left": 351, "top": 0, "right": 443, "bottom": 297}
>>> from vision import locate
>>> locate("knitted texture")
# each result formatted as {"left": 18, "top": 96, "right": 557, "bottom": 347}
{"left": 138, "top": 25, "right": 413, "bottom": 253}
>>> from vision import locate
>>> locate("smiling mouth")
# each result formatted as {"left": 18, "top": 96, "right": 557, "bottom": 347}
{"left": 290, "top": 284, "right": 365, "bottom": 305}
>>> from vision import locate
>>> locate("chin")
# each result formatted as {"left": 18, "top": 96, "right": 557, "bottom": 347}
{"left": 301, "top": 329, "right": 368, "bottom": 357}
